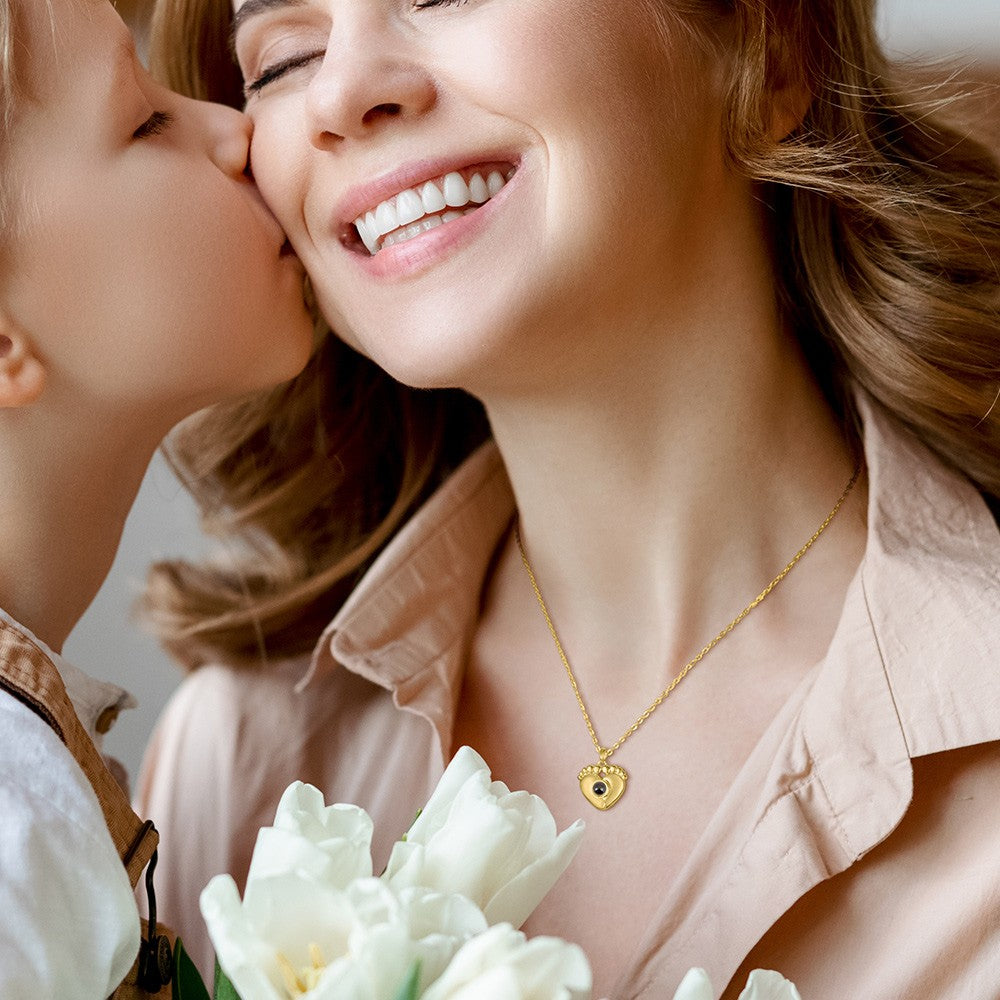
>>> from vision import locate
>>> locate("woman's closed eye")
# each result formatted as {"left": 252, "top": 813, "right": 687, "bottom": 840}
{"left": 245, "top": 50, "right": 326, "bottom": 96}
{"left": 240, "top": 0, "right": 475, "bottom": 97}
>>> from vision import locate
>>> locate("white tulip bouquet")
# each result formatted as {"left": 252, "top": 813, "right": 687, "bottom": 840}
{"left": 172, "top": 746, "right": 589, "bottom": 1000}
{"left": 170, "top": 746, "right": 804, "bottom": 1000}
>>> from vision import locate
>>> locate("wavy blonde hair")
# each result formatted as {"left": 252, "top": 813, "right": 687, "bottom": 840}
{"left": 145, "top": 0, "right": 999, "bottom": 668}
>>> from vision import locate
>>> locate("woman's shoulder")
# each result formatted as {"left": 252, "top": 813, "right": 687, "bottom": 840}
{"left": 734, "top": 738, "right": 1000, "bottom": 997}
{"left": 138, "top": 657, "right": 316, "bottom": 781}
{"left": 135, "top": 653, "right": 384, "bottom": 814}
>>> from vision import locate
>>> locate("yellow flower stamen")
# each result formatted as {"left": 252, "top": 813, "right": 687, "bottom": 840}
{"left": 277, "top": 954, "right": 307, "bottom": 998}
{"left": 276, "top": 944, "right": 329, "bottom": 998}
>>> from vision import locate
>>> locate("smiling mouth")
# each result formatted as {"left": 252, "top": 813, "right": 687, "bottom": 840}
{"left": 351, "top": 163, "right": 516, "bottom": 256}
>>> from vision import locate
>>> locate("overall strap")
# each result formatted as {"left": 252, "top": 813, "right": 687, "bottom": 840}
{"left": 0, "top": 618, "right": 159, "bottom": 884}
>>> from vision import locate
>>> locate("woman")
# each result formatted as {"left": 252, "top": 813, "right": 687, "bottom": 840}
{"left": 139, "top": 0, "right": 1000, "bottom": 996}
{"left": 0, "top": 0, "right": 313, "bottom": 994}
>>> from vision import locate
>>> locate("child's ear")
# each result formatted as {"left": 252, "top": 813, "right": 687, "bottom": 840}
{"left": 0, "top": 310, "right": 46, "bottom": 408}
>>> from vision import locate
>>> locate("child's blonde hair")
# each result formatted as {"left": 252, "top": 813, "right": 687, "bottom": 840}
{"left": 0, "top": 0, "right": 54, "bottom": 228}
{"left": 0, "top": 0, "right": 12, "bottom": 119}
{"left": 0, "top": 0, "right": 14, "bottom": 227}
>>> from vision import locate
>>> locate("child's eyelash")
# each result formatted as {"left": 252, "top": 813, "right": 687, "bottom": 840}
{"left": 412, "top": 0, "right": 471, "bottom": 8}
{"left": 133, "top": 111, "right": 174, "bottom": 140}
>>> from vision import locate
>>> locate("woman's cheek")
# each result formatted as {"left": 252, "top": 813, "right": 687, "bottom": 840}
{"left": 248, "top": 111, "right": 305, "bottom": 233}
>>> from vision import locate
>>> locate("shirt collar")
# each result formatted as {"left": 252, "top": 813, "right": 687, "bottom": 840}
{"left": 303, "top": 441, "right": 514, "bottom": 751}
{"left": 0, "top": 607, "right": 135, "bottom": 750}
{"left": 307, "top": 392, "right": 1000, "bottom": 764}
{"left": 853, "top": 391, "right": 1000, "bottom": 757}
{"left": 622, "top": 394, "right": 1000, "bottom": 995}
{"left": 793, "top": 389, "right": 1000, "bottom": 872}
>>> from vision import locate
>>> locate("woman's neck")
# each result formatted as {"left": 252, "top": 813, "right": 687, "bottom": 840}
{"left": 483, "top": 313, "right": 863, "bottom": 690}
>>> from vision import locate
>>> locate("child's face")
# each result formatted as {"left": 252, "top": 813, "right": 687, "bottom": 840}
{"left": 2, "top": 0, "right": 314, "bottom": 421}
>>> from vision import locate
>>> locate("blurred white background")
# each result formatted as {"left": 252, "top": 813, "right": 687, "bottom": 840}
{"left": 878, "top": 0, "right": 1000, "bottom": 57}
{"left": 68, "top": 0, "right": 1000, "bottom": 782}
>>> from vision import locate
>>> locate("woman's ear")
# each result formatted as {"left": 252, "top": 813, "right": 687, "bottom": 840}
{"left": 765, "top": 34, "right": 812, "bottom": 143}
{"left": 0, "top": 311, "right": 46, "bottom": 408}
{"left": 769, "top": 77, "right": 812, "bottom": 142}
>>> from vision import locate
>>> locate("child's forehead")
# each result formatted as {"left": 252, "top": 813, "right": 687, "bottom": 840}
{"left": 16, "top": 0, "right": 130, "bottom": 91}
{"left": 20, "top": 0, "right": 124, "bottom": 46}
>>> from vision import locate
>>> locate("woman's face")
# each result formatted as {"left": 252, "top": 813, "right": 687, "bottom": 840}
{"left": 3, "top": 0, "right": 314, "bottom": 419}
{"left": 233, "top": 0, "right": 753, "bottom": 393}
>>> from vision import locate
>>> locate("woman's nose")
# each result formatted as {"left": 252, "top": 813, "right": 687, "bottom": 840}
{"left": 304, "top": 25, "right": 437, "bottom": 148}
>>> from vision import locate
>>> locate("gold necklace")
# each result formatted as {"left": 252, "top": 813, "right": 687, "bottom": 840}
{"left": 515, "top": 463, "right": 862, "bottom": 811}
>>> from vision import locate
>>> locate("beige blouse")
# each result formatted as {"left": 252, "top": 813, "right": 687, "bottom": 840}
{"left": 137, "top": 394, "right": 1000, "bottom": 998}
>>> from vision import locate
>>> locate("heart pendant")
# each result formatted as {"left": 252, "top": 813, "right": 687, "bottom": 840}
{"left": 578, "top": 763, "right": 628, "bottom": 810}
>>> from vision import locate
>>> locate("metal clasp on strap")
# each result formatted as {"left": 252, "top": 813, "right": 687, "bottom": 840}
{"left": 130, "top": 827, "right": 173, "bottom": 994}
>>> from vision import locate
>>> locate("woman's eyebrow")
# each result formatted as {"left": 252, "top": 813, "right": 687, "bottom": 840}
{"left": 230, "top": 0, "right": 307, "bottom": 48}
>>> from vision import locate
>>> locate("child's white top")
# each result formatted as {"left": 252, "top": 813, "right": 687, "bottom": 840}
{"left": 0, "top": 607, "right": 140, "bottom": 998}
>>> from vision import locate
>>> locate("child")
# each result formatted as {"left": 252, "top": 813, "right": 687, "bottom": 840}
{"left": 0, "top": 0, "right": 314, "bottom": 995}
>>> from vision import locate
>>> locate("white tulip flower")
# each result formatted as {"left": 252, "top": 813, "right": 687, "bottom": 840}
{"left": 672, "top": 967, "right": 803, "bottom": 1000}
{"left": 201, "top": 874, "right": 487, "bottom": 1000}
{"left": 420, "top": 923, "right": 591, "bottom": 1000}
{"left": 246, "top": 781, "right": 374, "bottom": 889}
{"left": 383, "top": 746, "right": 585, "bottom": 928}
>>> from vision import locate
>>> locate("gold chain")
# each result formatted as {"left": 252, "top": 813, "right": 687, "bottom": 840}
{"left": 515, "top": 463, "right": 862, "bottom": 768}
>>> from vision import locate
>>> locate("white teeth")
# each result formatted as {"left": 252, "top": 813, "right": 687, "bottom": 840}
{"left": 352, "top": 166, "right": 513, "bottom": 256}
{"left": 356, "top": 217, "right": 378, "bottom": 255}
{"left": 382, "top": 215, "right": 443, "bottom": 249}
{"left": 380, "top": 208, "right": 476, "bottom": 249}
{"left": 468, "top": 172, "right": 489, "bottom": 204}
{"left": 443, "top": 172, "right": 470, "bottom": 208}
{"left": 420, "top": 181, "right": 446, "bottom": 215}
{"left": 374, "top": 200, "right": 399, "bottom": 237}
{"left": 396, "top": 188, "right": 424, "bottom": 226}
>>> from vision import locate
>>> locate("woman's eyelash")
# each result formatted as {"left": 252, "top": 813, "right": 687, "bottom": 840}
{"left": 243, "top": 0, "right": 470, "bottom": 96}
{"left": 133, "top": 110, "right": 174, "bottom": 140}
{"left": 245, "top": 51, "right": 324, "bottom": 95}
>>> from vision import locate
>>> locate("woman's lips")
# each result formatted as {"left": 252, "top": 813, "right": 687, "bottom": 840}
{"left": 344, "top": 166, "right": 518, "bottom": 281}
{"left": 349, "top": 164, "right": 515, "bottom": 256}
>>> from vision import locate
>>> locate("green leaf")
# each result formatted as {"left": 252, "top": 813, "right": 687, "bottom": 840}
{"left": 171, "top": 939, "right": 210, "bottom": 1000}
{"left": 392, "top": 960, "right": 422, "bottom": 1000}
{"left": 401, "top": 808, "right": 423, "bottom": 843}
{"left": 214, "top": 958, "right": 243, "bottom": 1000}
